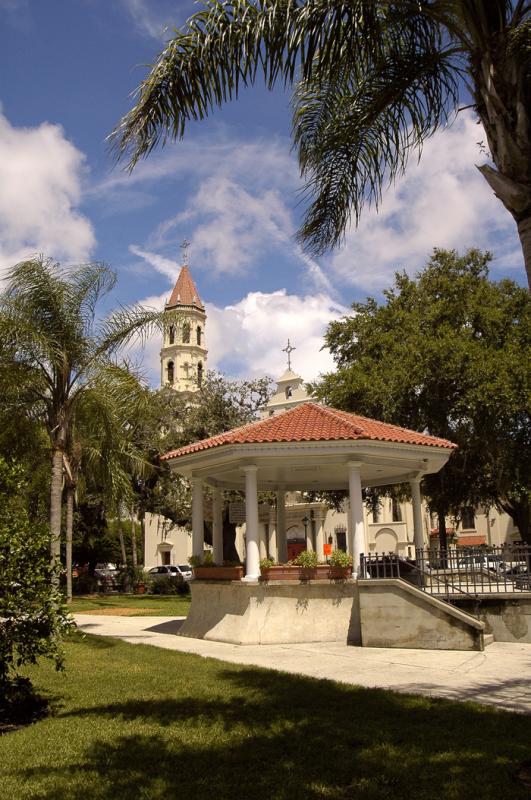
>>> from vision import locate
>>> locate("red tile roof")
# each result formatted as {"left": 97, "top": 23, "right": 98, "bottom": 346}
{"left": 457, "top": 535, "right": 486, "bottom": 546}
{"left": 167, "top": 265, "right": 203, "bottom": 309}
{"left": 161, "top": 402, "right": 456, "bottom": 461}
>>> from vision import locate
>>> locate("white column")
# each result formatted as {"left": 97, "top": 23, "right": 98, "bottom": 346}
{"left": 348, "top": 461, "right": 366, "bottom": 577}
{"left": 305, "top": 519, "right": 313, "bottom": 552}
{"left": 276, "top": 489, "right": 287, "bottom": 563}
{"left": 315, "top": 513, "right": 325, "bottom": 559}
{"left": 242, "top": 465, "right": 260, "bottom": 581}
{"left": 212, "top": 487, "right": 223, "bottom": 564}
{"left": 191, "top": 477, "right": 204, "bottom": 559}
{"left": 268, "top": 510, "right": 277, "bottom": 560}
{"left": 410, "top": 477, "right": 425, "bottom": 553}
{"left": 261, "top": 525, "right": 270, "bottom": 559}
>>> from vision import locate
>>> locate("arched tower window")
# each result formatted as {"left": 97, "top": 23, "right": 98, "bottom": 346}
{"left": 167, "top": 361, "right": 174, "bottom": 385}
{"left": 182, "top": 322, "right": 190, "bottom": 343}
{"left": 197, "top": 362, "right": 203, "bottom": 387}
{"left": 285, "top": 385, "right": 293, "bottom": 399}
{"left": 168, "top": 325, "right": 175, "bottom": 345}
{"left": 196, "top": 325, "right": 202, "bottom": 345}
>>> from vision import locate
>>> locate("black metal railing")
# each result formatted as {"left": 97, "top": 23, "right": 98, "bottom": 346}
{"left": 360, "top": 544, "right": 531, "bottom": 599}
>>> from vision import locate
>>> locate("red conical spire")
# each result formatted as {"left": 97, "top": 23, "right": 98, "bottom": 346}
{"left": 166, "top": 265, "right": 203, "bottom": 309}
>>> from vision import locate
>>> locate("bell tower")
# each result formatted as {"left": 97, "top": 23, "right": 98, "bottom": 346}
{"left": 160, "top": 242, "right": 208, "bottom": 394}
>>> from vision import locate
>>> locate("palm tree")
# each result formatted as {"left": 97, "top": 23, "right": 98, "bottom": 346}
{"left": 0, "top": 257, "right": 167, "bottom": 571}
{"left": 62, "top": 366, "right": 153, "bottom": 601}
{"left": 111, "top": 0, "right": 531, "bottom": 288}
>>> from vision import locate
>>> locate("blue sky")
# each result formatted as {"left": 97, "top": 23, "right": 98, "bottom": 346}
{"left": 0, "top": 0, "right": 526, "bottom": 384}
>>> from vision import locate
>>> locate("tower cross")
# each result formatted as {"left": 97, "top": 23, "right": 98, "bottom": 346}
{"left": 180, "top": 238, "right": 191, "bottom": 265}
{"left": 282, "top": 339, "right": 296, "bottom": 371}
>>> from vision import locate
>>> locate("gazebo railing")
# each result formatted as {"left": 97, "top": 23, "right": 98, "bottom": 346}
{"left": 360, "top": 544, "right": 531, "bottom": 605}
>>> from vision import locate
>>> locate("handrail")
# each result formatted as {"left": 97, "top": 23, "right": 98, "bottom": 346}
{"left": 360, "top": 553, "right": 482, "bottom": 617}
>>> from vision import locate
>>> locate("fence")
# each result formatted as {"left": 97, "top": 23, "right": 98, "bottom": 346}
{"left": 360, "top": 544, "right": 531, "bottom": 601}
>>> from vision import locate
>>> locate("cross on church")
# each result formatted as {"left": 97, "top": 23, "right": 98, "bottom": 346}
{"left": 282, "top": 339, "right": 296, "bottom": 371}
{"left": 180, "top": 239, "right": 191, "bottom": 265}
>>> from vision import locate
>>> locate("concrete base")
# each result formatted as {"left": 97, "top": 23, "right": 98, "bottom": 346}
{"left": 358, "top": 579, "right": 485, "bottom": 651}
{"left": 179, "top": 580, "right": 361, "bottom": 645}
{"left": 453, "top": 596, "right": 531, "bottom": 643}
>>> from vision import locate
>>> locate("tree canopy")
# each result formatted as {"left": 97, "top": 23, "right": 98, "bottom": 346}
{"left": 111, "top": 0, "right": 531, "bottom": 287}
{"left": 313, "top": 248, "right": 531, "bottom": 543}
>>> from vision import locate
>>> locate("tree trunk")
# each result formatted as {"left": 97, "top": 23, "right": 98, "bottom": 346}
{"left": 500, "top": 497, "right": 531, "bottom": 546}
{"left": 49, "top": 448, "right": 64, "bottom": 573}
{"left": 117, "top": 509, "right": 127, "bottom": 567}
{"left": 222, "top": 512, "right": 240, "bottom": 562}
{"left": 130, "top": 507, "right": 138, "bottom": 568}
{"left": 438, "top": 509, "right": 448, "bottom": 568}
{"left": 517, "top": 215, "right": 531, "bottom": 292}
{"left": 65, "top": 485, "right": 74, "bottom": 603}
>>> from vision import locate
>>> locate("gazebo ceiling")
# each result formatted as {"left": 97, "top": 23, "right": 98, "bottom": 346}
{"left": 162, "top": 403, "right": 456, "bottom": 491}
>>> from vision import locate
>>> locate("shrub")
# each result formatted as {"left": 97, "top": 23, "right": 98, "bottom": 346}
{"left": 150, "top": 576, "right": 190, "bottom": 596}
{"left": 328, "top": 550, "right": 353, "bottom": 568}
{"left": 72, "top": 573, "right": 99, "bottom": 595}
{"left": 0, "top": 458, "right": 72, "bottom": 703}
{"left": 188, "top": 551, "right": 215, "bottom": 567}
{"left": 293, "top": 550, "right": 319, "bottom": 568}
{"left": 259, "top": 557, "right": 275, "bottom": 569}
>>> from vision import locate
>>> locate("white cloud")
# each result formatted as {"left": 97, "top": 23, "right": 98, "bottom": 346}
{"left": 328, "top": 111, "right": 516, "bottom": 291}
{"left": 0, "top": 109, "right": 95, "bottom": 271}
{"left": 128, "top": 287, "right": 346, "bottom": 387}
{"left": 206, "top": 289, "right": 346, "bottom": 382}
{"left": 120, "top": 0, "right": 181, "bottom": 40}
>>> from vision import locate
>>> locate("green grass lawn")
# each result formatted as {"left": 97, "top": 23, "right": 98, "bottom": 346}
{"left": 68, "top": 594, "right": 191, "bottom": 616}
{"left": 1, "top": 633, "right": 531, "bottom": 799}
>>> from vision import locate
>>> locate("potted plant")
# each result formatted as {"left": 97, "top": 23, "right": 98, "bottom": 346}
{"left": 293, "top": 549, "right": 320, "bottom": 580}
{"left": 189, "top": 553, "right": 244, "bottom": 581}
{"left": 328, "top": 550, "right": 353, "bottom": 579}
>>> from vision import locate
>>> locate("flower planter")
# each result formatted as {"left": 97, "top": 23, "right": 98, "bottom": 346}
{"left": 260, "top": 565, "right": 346, "bottom": 581}
{"left": 193, "top": 566, "right": 244, "bottom": 581}
{"left": 135, "top": 583, "right": 146, "bottom": 594}
{"left": 328, "top": 566, "right": 352, "bottom": 580}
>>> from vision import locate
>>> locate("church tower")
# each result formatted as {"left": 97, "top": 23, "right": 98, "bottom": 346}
{"left": 160, "top": 244, "right": 207, "bottom": 394}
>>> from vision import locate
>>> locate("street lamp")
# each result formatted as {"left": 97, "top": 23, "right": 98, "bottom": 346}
{"left": 302, "top": 515, "right": 310, "bottom": 542}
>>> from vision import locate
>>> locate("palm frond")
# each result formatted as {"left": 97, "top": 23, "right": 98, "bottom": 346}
{"left": 293, "top": 31, "right": 461, "bottom": 253}
{"left": 109, "top": 1, "right": 398, "bottom": 168}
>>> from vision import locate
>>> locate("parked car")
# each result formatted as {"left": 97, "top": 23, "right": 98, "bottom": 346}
{"left": 147, "top": 565, "right": 192, "bottom": 582}
{"left": 504, "top": 564, "right": 531, "bottom": 590}
{"left": 456, "top": 555, "right": 506, "bottom": 574}
{"left": 94, "top": 563, "right": 118, "bottom": 578}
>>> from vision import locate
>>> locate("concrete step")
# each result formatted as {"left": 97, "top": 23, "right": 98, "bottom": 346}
{"left": 484, "top": 633, "right": 495, "bottom": 647}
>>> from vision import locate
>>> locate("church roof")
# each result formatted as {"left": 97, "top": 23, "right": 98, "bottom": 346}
{"left": 167, "top": 265, "right": 204, "bottom": 309}
{"left": 161, "top": 401, "right": 456, "bottom": 460}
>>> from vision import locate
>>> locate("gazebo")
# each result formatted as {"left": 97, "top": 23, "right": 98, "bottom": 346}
{"left": 157, "top": 403, "right": 481, "bottom": 648}
{"left": 161, "top": 402, "right": 455, "bottom": 581}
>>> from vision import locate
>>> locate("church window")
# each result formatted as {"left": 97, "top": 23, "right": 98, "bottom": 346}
{"left": 197, "top": 362, "right": 203, "bottom": 386}
{"left": 462, "top": 507, "right": 476, "bottom": 529}
{"left": 391, "top": 498, "right": 402, "bottom": 522}
{"left": 196, "top": 326, "right": 202, "bottom": 345}
{"left": 285, "top": 385, "right": 293, "bottom": 399}
{"left": 182, "top": 323, "right": 191, "bottom": 343}
{"left": 167, "top": 361, "right": 174, "bottom": 384}
{"left": 372, "top": 498, "right": 381, "bottom": 524}
{"left": 168, "top": 325, "right": 175, "bottom": 345}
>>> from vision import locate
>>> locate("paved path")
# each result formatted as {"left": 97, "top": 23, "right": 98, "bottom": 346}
{"left": 75, "top": 614, "right": 531, "bottom": 714}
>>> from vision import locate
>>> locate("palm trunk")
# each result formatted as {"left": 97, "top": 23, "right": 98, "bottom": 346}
{"left": 117, "top": 508, "right": 127, "bottom": 567}
{"left": 516, "top": 215, "right": 531, "bottom": 292}
{"left": 49, "top": 448, "right": 64, "bottom": 573}
{"left": 130, "top": 507, "right": 138, "bottom": 568}
{"left": 65, "top": 485, "right": 74, "bottom": 603}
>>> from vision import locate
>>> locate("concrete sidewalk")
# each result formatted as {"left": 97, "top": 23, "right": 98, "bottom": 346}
{"left": 74, "top": 614, "right": 531, "bottom": 714}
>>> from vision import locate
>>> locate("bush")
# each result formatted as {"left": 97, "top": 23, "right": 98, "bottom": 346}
{"left": 72, "top": 573, "right": 99, "bottom": 595}
{"left": 293, "top": 550, "right": 319, "bottom": 568}
{"left": 149, "top": 576, "right": 190, "bottom": 596}
{"left": 259, "top": 557, "right": 275, "bottom": 569}
{"left": 328, "top": 550, "right": 353, "bottom": 568}
{"left": 0, "top": 458, "right": 72, "bottom": 698}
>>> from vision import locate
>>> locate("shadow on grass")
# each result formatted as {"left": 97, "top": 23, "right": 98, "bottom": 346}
{"left": 10, "top": 663, "right": 531, "bottom": 800}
